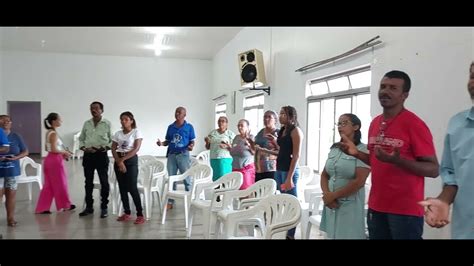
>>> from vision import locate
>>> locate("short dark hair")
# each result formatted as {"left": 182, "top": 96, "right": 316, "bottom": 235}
{"left": 384, "top": 70, "right": 411, "bottom": 92}
{"left": 91, "top": 101, "right": 104, "bottom": 111}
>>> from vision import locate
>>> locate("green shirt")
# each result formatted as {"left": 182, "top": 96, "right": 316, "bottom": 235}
{"left": 79, "top": 118, "right": 112, "bottom": 149}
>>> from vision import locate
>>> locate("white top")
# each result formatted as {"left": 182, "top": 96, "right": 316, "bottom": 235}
{"left": 112, "top": 128, "right": 143, "bottom": 152}
{"left": 45, "top": 130, "right": 65, "bottom": 152}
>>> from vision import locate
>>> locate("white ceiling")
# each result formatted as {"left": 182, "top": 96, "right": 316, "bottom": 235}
{"left": 0, "top": 27, "right": 243, "bottom": 60}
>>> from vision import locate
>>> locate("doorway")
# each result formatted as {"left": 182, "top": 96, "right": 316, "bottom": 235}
{"left": 7, "top": 101, "right": 42, "bottom": 155}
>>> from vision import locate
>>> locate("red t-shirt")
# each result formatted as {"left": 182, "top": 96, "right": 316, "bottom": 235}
{"left": 367, "top": 109, "right": 436, "bottom": 217}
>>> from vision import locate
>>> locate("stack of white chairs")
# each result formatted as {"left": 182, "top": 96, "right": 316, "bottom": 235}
{"left": 298, "top": 166, "right": 323, "bottom": 238}
{"left": 298, "top": 166, "right": 322, "bottom": 205}
{"left": 17, "top": 156, "right": 43, "bottom": 201}
{"left": 218, "top": 194, "right": 302, "bottom": 239}
{"left": 187, "top": 171, "right": 243, "bottom": 238}
{"left": 72, "top": 131, "right": 83, "bottom": 160}
{"left": 214, "top": 178, "right": 277, "bottom": 238}
{"left": 117, "top": 155, "right": 166, "bottom": 219}
{"left": 303, "top": 191, "right": 324, "bottom": 239}
{"left": 364, "top": 179, "right": 371, "bottom": 238}
{"left": 137, "top": 159, "right": 166, "bottom": 220}
{"left": 161, "top": 164, "right": 213, "bottom": 229}
{"left": 138, "top": 155, "right": 159, "bottom": 166}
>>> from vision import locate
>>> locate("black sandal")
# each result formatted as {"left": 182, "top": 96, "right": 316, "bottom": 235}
{"left": 64, "top": 204, "right": 76, "bottom": 211}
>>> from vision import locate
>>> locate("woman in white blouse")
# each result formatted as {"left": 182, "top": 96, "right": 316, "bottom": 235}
{"left": 111, "top": 111, "right": 144, "bottom": 225}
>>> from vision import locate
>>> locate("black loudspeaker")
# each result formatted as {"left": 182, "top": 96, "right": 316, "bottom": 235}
{"left": 238, "top": 49, "right": 267, "bottom": 88}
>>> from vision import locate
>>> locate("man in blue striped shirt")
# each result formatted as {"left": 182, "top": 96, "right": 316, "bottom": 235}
{"left": 420, "top": 62, "right": 474, "bottom": 239}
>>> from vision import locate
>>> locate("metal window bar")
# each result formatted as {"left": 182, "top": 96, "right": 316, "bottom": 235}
{"left": 296, "top": 36, "right": 382, "bottom": 73}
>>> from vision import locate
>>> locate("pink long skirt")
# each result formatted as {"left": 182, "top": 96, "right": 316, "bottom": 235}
{"left": 35, "top": 153, "right": 73, "bottom": 212}
{"left": 233, "top": 163, "right": 256, "bottom": 190}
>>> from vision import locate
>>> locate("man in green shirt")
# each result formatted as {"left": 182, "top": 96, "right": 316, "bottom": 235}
{"left": 78, "top": 101, "right": 112, "bottom": 218}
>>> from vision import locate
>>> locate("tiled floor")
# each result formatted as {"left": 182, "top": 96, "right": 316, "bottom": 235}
{"left": 1, "top": 157, "right": 320, "bottom": 239}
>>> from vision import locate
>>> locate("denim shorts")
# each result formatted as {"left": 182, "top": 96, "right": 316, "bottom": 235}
{"left": 0, "top": 176, "right": 18, "bottom": 190}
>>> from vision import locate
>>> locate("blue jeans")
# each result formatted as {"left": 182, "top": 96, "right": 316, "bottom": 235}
{"left": 167, "top": 151, "right": 191, "bottom": 204}
{"left": 275, "top": 168, "right": 299, "bottom": 238}
{"left": 367, "top": 208, "right": 423, "bottom": 239}
{"left": 0, "top": 176, "right": 17, "bottom": 190}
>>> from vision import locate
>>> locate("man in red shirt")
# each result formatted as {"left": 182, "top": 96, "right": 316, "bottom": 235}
{"left": 340, "top": 70, "right": 439, "bottom": 239}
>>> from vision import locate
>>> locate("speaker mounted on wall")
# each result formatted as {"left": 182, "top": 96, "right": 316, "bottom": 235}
{"left": 238, "top": 49, "right": 271, "bottom": 95}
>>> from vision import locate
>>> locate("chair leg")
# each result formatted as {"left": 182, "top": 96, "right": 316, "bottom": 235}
{"left": 153, "top": 191, "right": 162, "bottom": 214}
{"left": 111, "top": 188, "right": 117, "bottom": 215}
{"left": 184, "top": 196, "right": 189, "bottom": 229}
{"left": 202, "top": 209, "right": 211, "bottom": 239}
{"left": 305, "top": 221, "right": 313, "bottom": 239}
{"left": 161, "top": 196, "right": 168, "bottom": 224}
{"left": 300, "top": 209, "right": 310, "bottom": 239}
{"left": 187, "top": 207, "right": 194, "bottom": 238}
{"left": 28, "top": 183, "right": 32, "bottom": 201}
{"left": 144, "top": 189, "right": 151, "bottom": 220}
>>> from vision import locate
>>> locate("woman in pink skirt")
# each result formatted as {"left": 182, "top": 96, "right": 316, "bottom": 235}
{"left": 227, "top": 119, "right": 255, "bottom": 190}
{"left": 35, "top": 113, "right": 75, "bottom": 214}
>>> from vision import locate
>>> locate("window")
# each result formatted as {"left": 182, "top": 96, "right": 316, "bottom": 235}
{"left": 243, "top": 94, "right": 264, "bottom": 135}
{"left": 306, "top": 66, "right": 371, "bottom": 172}
{"left": 215, "top": 103, "right": 227, "bottom": 123}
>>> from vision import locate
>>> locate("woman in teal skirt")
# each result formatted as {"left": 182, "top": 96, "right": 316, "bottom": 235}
{"left": 205, "top": 116, "right": 236, "bottom": 181}
{"left": 319, "top": 113, "right": 370, "bottom": 239}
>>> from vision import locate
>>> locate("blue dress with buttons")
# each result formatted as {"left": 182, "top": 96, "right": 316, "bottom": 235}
{"left": 319, "top": 143, "right": 370, "bottom": 239}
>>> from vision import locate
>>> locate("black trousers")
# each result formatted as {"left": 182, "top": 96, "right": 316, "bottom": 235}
{"left": 115, "top": 155, "right": 143, "bottom": 215}
{"left": 82, "top": 152, "right": 110, "bottom": 210}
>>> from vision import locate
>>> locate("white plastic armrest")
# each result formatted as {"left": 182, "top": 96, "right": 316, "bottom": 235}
{"left": 167, "top": 174, "right": 186, "bottom": 191}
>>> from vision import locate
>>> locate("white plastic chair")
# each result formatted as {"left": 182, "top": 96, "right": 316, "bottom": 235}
{"left": 298, "top": 166, "right": 322, "bottom": 205}
{"left": 219, "top": 194, "right": 302, "bottom": 239}
{"left": 364, "top": 179, "right": 371, "bottom": 237}
{"left": 214, "top": 178, "right": 277, "bottom": 238}
{"left": 117, "top": 156, "right": 166, "bottom": 219}
{"left": 303, "top": 191, "right": 324, "bottom": 239}
{"left": 195, "top": 150, "right": 210, "bottom": 165}
{"left": 189, "top": 157, "right": 199, "bottom": 168}
{"left": 17, "top": 156, "right": 43, "bottom": 200}
{"left": 137, "top": 160, "right": 166, "bottom": 220}
{"left": 161, "top": 164, "right": 213, "bottom": 229}
{"left": 138, "top": 155, "right": 158, "bottom": 166}
{"left": 187, "top": 171, "right": 243, "bottom": 238}
{"left": 72, "top": 131, "right": 83, "bottom": 160}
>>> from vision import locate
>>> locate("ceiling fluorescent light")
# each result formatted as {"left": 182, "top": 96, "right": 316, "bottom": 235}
{"left": 153, "top": 34, "right": 164, "bottom": 56}
{"left": 143, "top": 27, "right": 175, "bottom": 35}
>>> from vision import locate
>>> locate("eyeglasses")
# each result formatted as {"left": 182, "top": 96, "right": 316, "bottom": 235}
{"left": 336, "top": 121, "right": 352, "bottom": 127}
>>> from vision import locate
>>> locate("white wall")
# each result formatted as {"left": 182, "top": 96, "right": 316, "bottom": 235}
{"left": 213, "top": 27, "right": 474, "bottom": 239}
{"left": 472, "top": 28, "right": 474, "bottom": 59}
{"left": 1, "top": 51, "right": 213, "bottom": 157}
